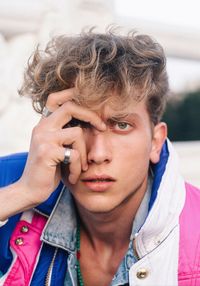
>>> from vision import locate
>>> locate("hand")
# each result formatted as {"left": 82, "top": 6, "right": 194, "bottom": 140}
{"left": 18, "top": 89, "right": 106, "bottom": 206}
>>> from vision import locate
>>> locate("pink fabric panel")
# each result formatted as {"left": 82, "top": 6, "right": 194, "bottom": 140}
{"left": 4, "top": 213, "right": 47, "bottom": 286}
{"left": 178, "top": 183, "right": 200, "bottom": 286}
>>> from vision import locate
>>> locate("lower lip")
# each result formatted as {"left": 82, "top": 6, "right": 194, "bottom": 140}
{"left": 82, "top": 181, "right": 114, "bottom": 192}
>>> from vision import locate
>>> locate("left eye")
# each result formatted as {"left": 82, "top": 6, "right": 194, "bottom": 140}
{"left": 113, "top": 122, "right": 132, "bottom": 131}
{"left": 116, "top": 122, "right": 129, "bottom": 129}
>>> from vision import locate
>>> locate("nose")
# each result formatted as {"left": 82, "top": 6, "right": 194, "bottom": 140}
{"left": 86, "top": 129, "right": 112, "bottom": 165}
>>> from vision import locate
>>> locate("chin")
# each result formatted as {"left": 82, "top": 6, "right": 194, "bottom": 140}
{"left": 75, "top": 196, "right": 120, "bottom": 214}
{"left": 82, "top": 205, "right": 116, "bottom": 214}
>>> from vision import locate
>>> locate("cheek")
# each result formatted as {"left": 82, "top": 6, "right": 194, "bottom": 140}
{"left": 121, "top": 148, "right": 150, "bottom": 190}
{"left": 113, "top": 134, "right": 152, "bottom": 174}
{"left": 114, "top": 132, "right": 152, "bottom": 160}
{"left": 123, "top": 149, "right": 150, "bottom": 173}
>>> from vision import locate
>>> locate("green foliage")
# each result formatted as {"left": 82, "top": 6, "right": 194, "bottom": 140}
{"left": 162, "top": 90, "right": 200, "bottom": 141}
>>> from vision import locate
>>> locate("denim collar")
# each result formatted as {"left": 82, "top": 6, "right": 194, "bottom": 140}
{"left": 41, "top": 182, "right": 150, "bottom": 250}
{"left": 41, "top": 186, "right": 78, "bottom": 253}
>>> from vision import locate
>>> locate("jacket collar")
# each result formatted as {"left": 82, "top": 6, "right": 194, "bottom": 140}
{"left": 135, "top": 139, "right": 186, "bottom": 257}
{"left": 41, "top": 187, "right": 77, "bottom": 253}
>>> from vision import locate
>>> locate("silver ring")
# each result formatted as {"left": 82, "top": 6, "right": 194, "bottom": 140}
{"left": 63, "top": 148, "right": 71, "bottom": 164}
{"left": 42, "top": 106, "right": 53, "bottom": 117}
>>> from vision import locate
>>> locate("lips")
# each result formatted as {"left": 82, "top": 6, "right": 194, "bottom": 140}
{"left": 82, "top": 178, "right": 114, "bottom": 182}
{"left": 82, "top": 175, "right": 115, "bottom": 182}
{"left": 81, "top": 175, "right": 115, "bottom": 192}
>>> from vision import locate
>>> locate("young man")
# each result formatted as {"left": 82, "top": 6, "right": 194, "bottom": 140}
{"left": 0, "top": 29, "right": 199, "bottom": 286}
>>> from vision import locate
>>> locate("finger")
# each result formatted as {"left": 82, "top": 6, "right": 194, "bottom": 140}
{"left": 40, "top": 89, "right": 75, "bottom": 121}
{"left": 61, "top": 149, "right": 81, "bottom": 184}
{"left": 68, "top": 149, "right": 82, "bottom": 184}
{"left": 45, "top": 88, "right": 75, "bottom": 111}
{"left": 51, "top": 127, "right": 88, "bottom": 170}
{"left": 42, "top": 101, "right": 106, "bottom": 131}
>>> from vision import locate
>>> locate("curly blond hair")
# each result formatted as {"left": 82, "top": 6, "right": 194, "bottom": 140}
{"left": 19, "top": 28, "right": 169, "bottom": 124}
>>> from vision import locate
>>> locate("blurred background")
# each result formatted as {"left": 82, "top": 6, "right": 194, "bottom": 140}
{"left": 0, "top": 0, "right": 200, "bottom": 185}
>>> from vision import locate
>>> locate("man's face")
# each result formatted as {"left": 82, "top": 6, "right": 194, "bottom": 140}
{"left": 64, "top": 97, "right": 166, "bottom": 214}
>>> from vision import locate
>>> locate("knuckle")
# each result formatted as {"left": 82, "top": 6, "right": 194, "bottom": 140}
{"left": 47, "top": 92, "right": 57, "bottom": 104}
{"left": 32, "top": 126, "right": 44, "bottom": 143}
{"left": 63, "top": 100, "right": 73, "bottom": 109}
{"left": 36, "top": 143, "right": 51, "bottom": 158}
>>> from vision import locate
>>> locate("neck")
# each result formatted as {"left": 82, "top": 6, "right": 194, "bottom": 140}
{"left": 76, "top": 179, "right": 148, "bottom": 250}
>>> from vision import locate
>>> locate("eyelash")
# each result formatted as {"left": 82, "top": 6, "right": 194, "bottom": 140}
{"left": 108, "top": 120, "right": 132, "bottom": 132}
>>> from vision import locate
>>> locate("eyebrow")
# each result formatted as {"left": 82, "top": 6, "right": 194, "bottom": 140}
{"left": 105, "top": 113, "right": 140, "bottom": 121}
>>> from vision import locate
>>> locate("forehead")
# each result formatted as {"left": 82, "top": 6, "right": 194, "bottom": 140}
{"left": 97, "top": 96, "right": 148, "bottom": 119}
{"left": 73, "top": 88, "right": 149, "bottom": 120}
{"left": 74, "top": 87, "right": 145, "bottom": 111}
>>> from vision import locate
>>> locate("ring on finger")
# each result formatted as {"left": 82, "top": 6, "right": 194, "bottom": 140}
{"left": 42, "top": 106, "right": 53, "bottom": 117}
{"left": 63, "top": 148, "right": 71, "bottom": 164}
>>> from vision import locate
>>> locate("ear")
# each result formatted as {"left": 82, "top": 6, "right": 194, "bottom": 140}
{"left": 150, "top": 122, "right": 167, "bottom": 164}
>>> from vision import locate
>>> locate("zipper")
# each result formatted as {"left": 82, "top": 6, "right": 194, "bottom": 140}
{"left": 45, "top": 248, "right": 58, "bottom": 286}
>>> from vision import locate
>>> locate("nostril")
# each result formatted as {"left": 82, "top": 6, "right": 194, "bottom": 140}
{"left": 87, "top": 158, "right": 111, "bottom": 165}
